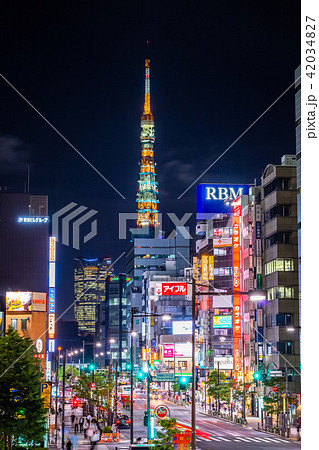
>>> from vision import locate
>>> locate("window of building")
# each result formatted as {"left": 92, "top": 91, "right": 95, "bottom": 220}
{"left": 276, "top": 341, "right": 294, "bottom": 354}
{"left": 267, "top": 344, "right": 272, "bottom": 355}
{"left": 11, "top": 319, "right": 18, "bottom": 330}
{"left": 264, "top": 259, "right": 294, "bottom": 276}
{"left": 267, "top": 287, "right": 294, "bottom": 300}
{"left": 264, "top": 178, "right": 291, "bottom": 197}
{"left": 264, "top": 205, "right": 291, "bottom": 222}
{"left": 265, "top": 233, "right": 291, "bottom": 248}
{"left": 178, "top": 361, "right": 187, "bottom": 369}
{"left": 21, "top": 318, "right": 27, "bottom": 331}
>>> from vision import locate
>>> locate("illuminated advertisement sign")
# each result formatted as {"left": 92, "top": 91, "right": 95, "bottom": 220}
{"left": 48, "top": 339, "right": 55, "bottom": 353}
{"left": 197, "top": 184, "right": 249, "bottom": 219}
{"left": 201, "top": 256, "right": 208, "bottom": 281}
{"left": 18, "top": 217, "right": 49, "bottom": 223}
{"left": 213, "top": 237, "right": 232, "bottom": 247}
{"left": 172, "top": 321, "right": 192, "bottom": 335}
{"left": 163, "top": 343, "right": 192, "bottom": 358}
{"left": 212, "top": 315, "right": 232, "bottom": 328}
{"left": 6, "top": 292, "right": 32, "bottom": 311}
{"left": 156, "top": 282, "right": 187, "bottom": 296}
{"left": 35, "top": 339, "right": 43, "bottom": 353}
{"left": 48, "top": 313, "right": 55, "bottom": 339}
{"left": 208, "top": 256, "right": 214, "bottom": 280}
{"left": 49, "top": 237, "right": 56, "bottom": 262}
{"left": 49, "top": 263, "right": 55, "bottom": 288}
{"left": 214, "top": 356, "right": 234, "bottom": 370}
{"left": 232, "top": 197, "right": 242, "bottom": 381}
{"left": 49, "top": 288, "right": 55, "bottom": 313}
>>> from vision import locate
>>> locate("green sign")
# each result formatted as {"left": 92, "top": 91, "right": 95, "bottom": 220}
{"left": 212, "top": 315, "right": 232, "bottom": 328}
{"left": 156, "top": 373, "right": 175, "bottom": 382}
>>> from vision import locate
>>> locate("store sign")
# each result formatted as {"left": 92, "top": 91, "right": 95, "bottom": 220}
{"left": 49, "top": 237, "right": 56, "bottom": 262}
{"left": 213, "top": 237, "right": 232, "bottom": 247}
{"left": 49, "top": 263, "right": 55, "bottom": 288}
{"left": 32, "top": 292, "right": 47, "bottom": 312}
{"left": 48, "top": 288, "right": 55, "bottom": 313}
{"left": 214, "top": 356, "right": 234, "bottom": 370}
{"left": 172, "top": 321, "right": 192, "bottom": 335}
{"left": 201, "top": 255, "right": 208, "bottom": 281}
{"left": 35, "top": 339, "right": 43, "bottom": 353}
{"left": 6, "top": 292, "right": 32, "bottom": 312}
{"left": 41, "top": 382, "right": 51, "bottom": 407}
{"left": 156, "top": 282, "right": 187, "bottom": 296}
{"left": 233, "top": 197, "right": 242, "bottom": 381}
{"left": 163, "top": 344, "right": 174, "bottom": 358}
{"left": 197, "top": 184, "right": 249, "bottom": 219}
{"left": 208, "top": 256, "right": 214, "bottom": 280}
{"left": 18, "top": 217, "right": 49, "bottom": 223}
{"left": 256, "top": 221, "right": 261, "bottom": 239}
{"left": 48, "top": 339, "right": 55, "bottom": 353}
{"left": 48, "top": 313, "right": 55, "bottom": 339}
{"left": 213, "top": 315, "right": 232, "bottom": 328}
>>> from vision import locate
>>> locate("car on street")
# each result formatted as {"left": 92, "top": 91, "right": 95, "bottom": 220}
{"left": 116, "top": 413, "right": 131, "bottom": 429}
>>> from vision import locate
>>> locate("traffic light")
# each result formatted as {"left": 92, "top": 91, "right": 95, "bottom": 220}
{"left": 144, "top": 411, "right": 148, "bottom": 426}
{"left": 179, "top": 376, "right": 189, "bottom": 390}
{"left": 89, "top": 364, "right": 95, "bottom": 371}
{"left": 137, "top": 371, "right": 144, "bottom": 380}
{"left": 72, "top": 397, "right": 79, "bottom": 409}
{"left": 253, "top": 372, "right": 262, "bottom": 385}
{"left": 66, "top": 373, "right": 71, "bottom": 381}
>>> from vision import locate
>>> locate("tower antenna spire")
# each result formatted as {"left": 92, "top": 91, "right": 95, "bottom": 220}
{"left": 136, "top": 44, "right": 159, "bottom": 228}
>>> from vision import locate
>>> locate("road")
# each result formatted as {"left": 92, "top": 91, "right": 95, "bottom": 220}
{"left": 118, "top": 393, "right": 301, "bottom": 449}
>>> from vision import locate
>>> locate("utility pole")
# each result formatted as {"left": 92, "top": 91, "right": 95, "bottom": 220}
{"left": 54, "top": 355, "right": 58, "bottom": 445}
{"left": 130, "top": 312, "right": 134, "bottom": 445}
{"left": 285, "top": 363, "right": 290, "bottom": 437}
{"left": 147, "top": 362, "right": 151, "bottom": 442}
{"left": 217, "top": 361, "right": 220, "bottom": 412}
{"left": 243, "top": 356, "right": 246, "bottom": 421}
{"left": 61, "top": 352, "right": 66, "bottom": 449}
{"left": 191, "top": 278, "right": 196, "bottom": 450}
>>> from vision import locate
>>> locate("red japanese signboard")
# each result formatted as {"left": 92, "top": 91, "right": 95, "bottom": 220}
{"left": 233, "top": 197, "right": 242, "bottom": 381}
{"left": 156, "top": 282, "right": 187, "bottom": 296}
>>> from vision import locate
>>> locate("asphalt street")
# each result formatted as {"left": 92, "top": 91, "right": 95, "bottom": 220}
{"left": 117, "top": 393, "right": 301, "bottom": 449}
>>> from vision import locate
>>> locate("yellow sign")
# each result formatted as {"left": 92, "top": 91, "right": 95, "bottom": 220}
{"left": 41, "top": 382, "right": 51, "bottom": 409}
{"left": 142, "top": 349, "right": 147, "bottom": 361}
{"left": 201, "top": 256, "right": 208, "bottom": 281}
{"left": 209, "top": 255, "right": 214, "bottom": 280}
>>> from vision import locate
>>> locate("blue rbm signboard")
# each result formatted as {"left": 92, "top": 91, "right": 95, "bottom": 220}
{"left": 197, "top": 183, "right": 250, "bottom": 219}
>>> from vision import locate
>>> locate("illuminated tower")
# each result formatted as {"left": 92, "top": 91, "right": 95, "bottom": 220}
{"left": 136, "top": 43, "right": 159, "bottom": 228}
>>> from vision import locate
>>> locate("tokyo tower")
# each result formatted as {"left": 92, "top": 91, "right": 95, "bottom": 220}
{"left": 136, "top": 42, "right": 159, "bottom": 228}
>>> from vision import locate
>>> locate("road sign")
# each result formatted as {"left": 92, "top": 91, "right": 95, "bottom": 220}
{"left": 41, "top": 382, "right": 51, "bottom": 409}
{"left": 154, "top": 405, "right": 170, "bottom": 419}
{"left": 269, "top": 371, "right": 283, "bottom": 377}
{"left": 156, "top": 372, "right": 175, "bottom": 382}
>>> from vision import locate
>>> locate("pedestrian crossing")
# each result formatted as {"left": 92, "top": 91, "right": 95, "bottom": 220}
{"left": 197, "top": 434, "right": 293, "bottom": 444}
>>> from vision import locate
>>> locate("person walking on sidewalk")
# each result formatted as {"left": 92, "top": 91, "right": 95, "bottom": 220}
{"left": 74, "top": 417, "right": 79, "bottom": 434}
{"left": 71, "top": 434, "right": 78, "bottom": 450}
{"left": 66, "top": 438, "right": 72, "bottom": 450}
{"left": 87, "top": 413, "right": 92, "bottom": 426}
{"left": 83, "top": 420, "right": 88, "bottom": 439}
{"left": 296, "top": 416, "right": 301, "bottom": 441}
{"left": 71, "top": 412, "right": 75, "bottom": 426}
{"left": 79, "top": 416, "right": 84, "bottom": 432}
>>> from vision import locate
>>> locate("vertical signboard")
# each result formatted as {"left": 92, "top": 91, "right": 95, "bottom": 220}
{"left": 255, "top": 204, "right": 262, "bottom": 289}
{"left": 208, "top": 256, "right": 214, "bottom": 280}
{"left": 233, "top": 197, "right": 242, "bottom": 381}
{"left": 201, "top": 256, "right": 208, "bottom": 281}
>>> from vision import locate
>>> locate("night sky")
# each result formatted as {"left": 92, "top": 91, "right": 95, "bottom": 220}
{"left": 1, "top": 1, "right": 300, "bottom": 318}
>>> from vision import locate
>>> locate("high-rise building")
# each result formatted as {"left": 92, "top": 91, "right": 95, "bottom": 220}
{"left": 136, "top": 43, "right": 159, "bottom": 228}
{"left": 295, "top": 65, "right": 301, "bottom": 327}
{"left": 97, "top": 274, "right": 130, "bottom": 371}
{"left": 74, "top": 257, "right": 113, "bottom": 335}
{"left": 259, "top": 155, "right": 300, "bottom": 394}
{"left": 0, "top": 193, "right": 49, "bottom": 295}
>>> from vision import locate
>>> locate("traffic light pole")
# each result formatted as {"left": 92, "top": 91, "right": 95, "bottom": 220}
{"left": 147, "top": 365, "right": 151, "bottom": 442}
{"left": 61, "top": 352, "right": 66, "bottom": 449}
{"left": 130, "top": 313, "right": 134, "bottom": 445}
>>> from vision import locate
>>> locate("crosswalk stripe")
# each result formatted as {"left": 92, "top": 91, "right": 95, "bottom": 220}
{"left": 211, "top": 437, "right": 221, "bottom": 441}
{"left": 218, "top": 437, "right": 230, "bottom": 441}
{"left": 233, "top": 437, "right": 253, "bottom": 441}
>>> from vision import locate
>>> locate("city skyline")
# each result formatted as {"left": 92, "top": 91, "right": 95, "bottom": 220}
{"left": 1, "top": 1, "right": 300, "bottom": 317}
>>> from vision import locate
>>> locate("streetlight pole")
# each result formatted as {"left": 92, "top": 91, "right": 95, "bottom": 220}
{"left": 61, "top": 352, "right": 66, "bottom": 449}
{"left": 191, "top": 278, "right": 196, "bottom": 450}
{"left": 130, "top": 312, "right": 134, "bottom": 445}
{"left": 54, "top": 354, "right": 59, "bottom": 445}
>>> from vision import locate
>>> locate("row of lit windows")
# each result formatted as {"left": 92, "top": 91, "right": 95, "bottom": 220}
{"left": 10, "top": 318, "right": 27, "bottom": 331}
{"left": 267, "top": 286, "right": 295, "bottom": 300}
{"left": 264, "top": 258, "right": 294, "bottom": 276}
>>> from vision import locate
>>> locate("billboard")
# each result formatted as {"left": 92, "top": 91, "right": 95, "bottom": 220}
{"left": 163, "top": 343, "right": 192, "bottom": 358}
{"left": 233, "top": 197, "right": 243, "bottom": 380}
{"left": 214, "top": 356, "right": 234, "bottom": 370}
{"left": 172, "top": 321, "right": 192, "bottom": 335}
{"left": 48, "top": 313, "right": 55, "bottom": 339}
{"left": 6, "top": 292, "right": 32, "bottom": 312}
{"left": 31, "top": 292, "right": 47, "bottom": 312}
{"left": 212, "top": 315, "right": 232, "bottom": 328}
{"left": 197, "top": 184, "right": 250, "bottom": 219}
{"left": 156, "top": 282, "right": 187, "bottom": 296}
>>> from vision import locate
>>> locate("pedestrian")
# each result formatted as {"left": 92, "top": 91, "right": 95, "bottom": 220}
{"left": 59, "top": 406, "right": 62, "bottom": 416}
{"left": 74, "top": 417, "right": 79, "bottom": 434}
{"left": 71, "top": 412, "right": 75, "bottom": 425}
{"left": 70, "top": 434, "right": 78, "bottom": 450}
{"left": 83, "top": 420, "right": 88, "bottom": 439}
{"left": 87, "top": 413, "right": 92, "bottom": 426}
{"left": 296, "top": 416, "right": 301, "bottom": 441}
{"left": 66, "top": 438, "right": 72, "bottom": 450}
{"left": 87, "top": 426, "right": 94, "bottom": 440}
{"left": 90, "top": 431, "right": 99, "bottom": 450}
{"left": 79, "top": 416, "right": 84, "bottom": 432}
